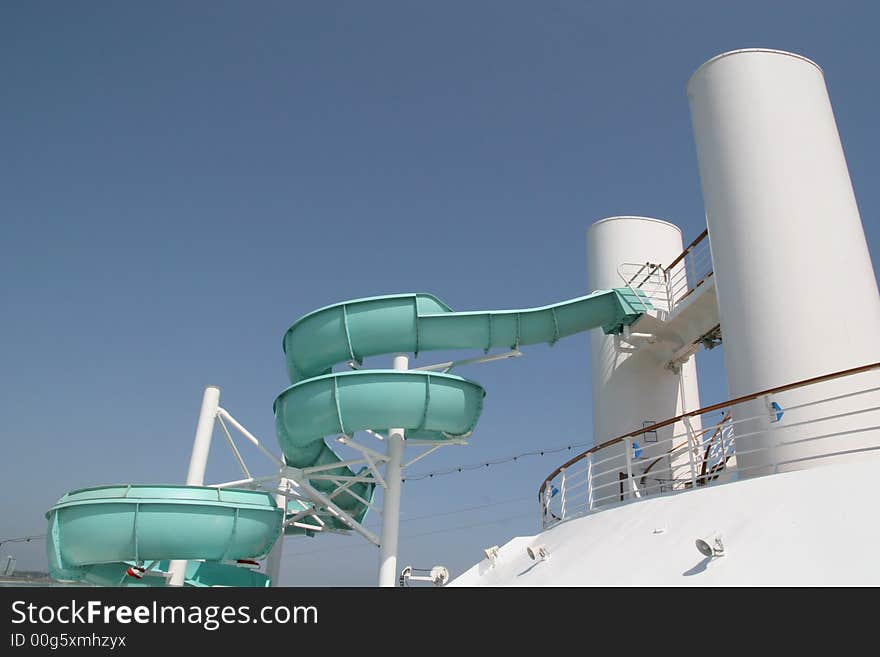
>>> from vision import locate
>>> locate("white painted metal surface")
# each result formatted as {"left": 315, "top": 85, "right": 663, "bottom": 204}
{"left": 542, "top": 361, "right": 880, "bottom": 528}
{"left": 688, "top": 49, "right": 880, "bottom": 476}
{"left": 628, "top": 277, "right": 719, "bottom": 371}
{"left": 168, "top": 385, "right": 221, "bottom": 586}
{"left": 377, "top": 354, "right": 408, "bottom": 587}
{"left": 264, "top": 477, "right": 289, "bottom": 586}
{"left": 453, "top": 453, "right": 880, "bottom": 586}
{"left": 586, "top": 217, "right": 702, "bottom": 503}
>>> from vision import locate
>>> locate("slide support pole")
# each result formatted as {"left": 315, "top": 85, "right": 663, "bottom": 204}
{"left": 264, "top": 477, "right": 289, "bottom": 586}
{"left": 377, "top": 354, "right": 408, "bottom": 587}
{"left": 168, "top": 385, "right": 221, "bottom": 586}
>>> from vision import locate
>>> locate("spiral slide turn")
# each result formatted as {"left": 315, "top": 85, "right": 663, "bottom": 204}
{"left": 274, "top": 288, "right": 649, "bottom": 532}
{"left": 45, "top": 287, "right": 648, "bottom": 585}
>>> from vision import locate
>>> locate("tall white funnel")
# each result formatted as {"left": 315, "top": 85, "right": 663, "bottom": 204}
{"left": 688, "top": 49, "right": 880, "bottom": 476}
{"left": 586, "top": 217, "right": 702, "bottom": 502}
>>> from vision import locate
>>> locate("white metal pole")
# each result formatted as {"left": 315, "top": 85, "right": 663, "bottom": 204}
{"left": 264, "top": 477, "right": 288, "bottom": 587}
{"left": 586, "top": 454, "right": 594, "bottom": 511}
{"left": 624, "top": 439, "right": 635, "bottom": 500}
{"left": 543, "top": 485, "right": 552, "bottom": 524}
{"left": 764, "top": 395, "right": 781, "bottom": 474}
{"left": 559, "top": 468, "right": 567, "bottom": 520}
{"left": 377, "top": 354, "right": 408, "bottom": 587}
{"left": 168, "top": 385, "right": 220, "bottom": 587}
{"left": 684, "top": 416, "right": 698, "bottom": 489}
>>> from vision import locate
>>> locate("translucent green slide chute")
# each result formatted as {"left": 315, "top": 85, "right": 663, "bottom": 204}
{"left": 275, "top": 288, "right": 649, "bottom": 531}
{"left": 46, "top": 485, "right": 282, "bottom": 587}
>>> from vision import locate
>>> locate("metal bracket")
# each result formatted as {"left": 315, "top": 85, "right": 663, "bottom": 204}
{"left": 411, "top": 349, "right": 522, "bottom": 373}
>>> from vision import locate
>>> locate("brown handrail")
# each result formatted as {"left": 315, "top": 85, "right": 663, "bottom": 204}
{"left": 673, "top": 270, "right": 713, "bottom": 305}
{"left": 666, "top": 228, "right": 709, "bottom": 270}
{"left": 539, "top": 360, "right": 880, "bottom": 497}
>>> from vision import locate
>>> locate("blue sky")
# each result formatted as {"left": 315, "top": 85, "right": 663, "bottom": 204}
{"left": 2, "top": 1, "right": 878, "bottom": 585}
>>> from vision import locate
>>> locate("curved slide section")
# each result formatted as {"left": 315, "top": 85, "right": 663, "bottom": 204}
{"left": 282, "top": 289, "right": 648, "bottom": 383}
{"left": 275, "top": 288, "right": 650, "bottom": 530}
{"left": 46, "top": 485, "right": 282, "bottom": 587}
{"left": 274, "top": 370, "right": 485, "bottom": 530}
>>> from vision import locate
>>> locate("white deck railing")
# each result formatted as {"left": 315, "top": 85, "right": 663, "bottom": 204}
{"left": 539, "top": 361, "right": 880, "bottom": 529}
{"left": 617, "top": 229, "right": 712, "bottom": 315}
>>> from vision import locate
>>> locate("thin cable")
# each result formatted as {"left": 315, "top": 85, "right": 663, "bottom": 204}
{"left": 402, "top": 440, "right": 591, "bottom": 482}
{"left": 364, "top": 494, "right": 533, "bottom": 529}
{"left": 0, "top": 534, "right": 46, "bottom": 548}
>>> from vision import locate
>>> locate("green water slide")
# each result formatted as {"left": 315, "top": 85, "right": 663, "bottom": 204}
{"left": 43, "top": 286, "right": 648, "bottom": 584}
{"left": 275, "top": 288, "right": 649, "bottom": 530}
{"left": 46, "top": 485, "right": 282, "bottom": 587}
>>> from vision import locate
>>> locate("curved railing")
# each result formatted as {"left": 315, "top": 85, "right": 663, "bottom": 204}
{"left": 539, "top": 361, "right": 880, "bottom": 529}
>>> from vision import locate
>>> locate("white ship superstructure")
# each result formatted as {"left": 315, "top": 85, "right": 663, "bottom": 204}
{"left": 453, "top": 48, "right": 880, "bottom": 586}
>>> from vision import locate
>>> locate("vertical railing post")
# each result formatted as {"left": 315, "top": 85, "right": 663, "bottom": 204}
{"left": 586, "top": 454, "right": 594, "bottom": 512}
{"left": 559, "top": 468, "right": 567, "bottom": 520}
{"left": 539, "top": 493, "right": 546, "bottom": 529}
{"left": 721, "top": 419, "right": 732, "bottom": 476}
{"left": 764, "top": 395, "right": 780, "bottom": 474}
{"left": 686, "top": 247, "right": 695, "bottom": 293}
{"left": 542, "top": 483, "right": 553, "bottom": 527}
{"left": 683, "top": 417, "right": 698, "bottom": 489}
{"left": 624, "top": 439, "right": 635, "bottom": 500}
{"left": 264, "top": 477, "right": 289, "bottom": 587}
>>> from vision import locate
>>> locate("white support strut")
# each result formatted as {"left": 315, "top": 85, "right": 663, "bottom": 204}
{"left": 377, "top": 354, "right": 408, "bottom": 587}
{"left": 168, "top": 385, "right": 221, "bottom": 587}
{"left": 285, "top": 470, "right": 381, "bottom": 546}
{"left": 264, "top": 477, "right": 289, "bottom": 587}
{"left": 216, "top": 408, "right": 285, "bottom": 468}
